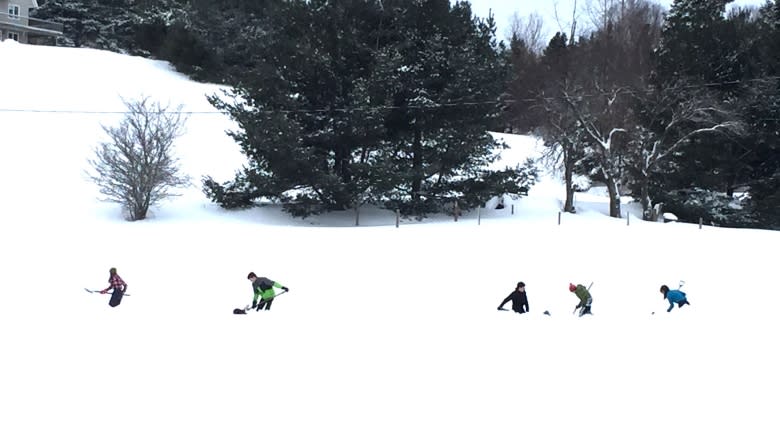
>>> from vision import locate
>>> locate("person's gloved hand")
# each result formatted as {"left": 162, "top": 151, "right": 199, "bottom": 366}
{"left": 282, "top": 286, "right": 289, "bottom": 292}
{"left": 100, "top": 289, "right": 108, "bottom": 294}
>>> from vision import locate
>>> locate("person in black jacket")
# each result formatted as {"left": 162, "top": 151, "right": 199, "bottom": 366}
{"left": 498, "top": 282, "right": 529, "bottom": 313}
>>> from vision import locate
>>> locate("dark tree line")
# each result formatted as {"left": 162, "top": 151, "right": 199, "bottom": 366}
{"left": 35, "top": 0, "right": 780, "bottom": 228}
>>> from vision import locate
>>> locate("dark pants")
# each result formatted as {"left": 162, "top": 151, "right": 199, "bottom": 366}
{"left": 257, "top": 298, "right": 273, "bottom": 310}
{"left": 578, "top": 297, "right": 593, "bottom": 316}
{"left": 109, "top": 287, "right": 124, "bottom": 307}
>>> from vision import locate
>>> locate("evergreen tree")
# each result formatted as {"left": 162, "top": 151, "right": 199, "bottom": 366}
{"left": 372, "top": 0, "right": 531, "bottom": 216}
{"left": 649, "top": 1, "right": 777, "bottom": 227}
{"left": 504, "top": 34, "right": 543, "bottom": 133}
{"left": 182, "top": 0, "right": 285, "bottom": 82}
{"left": 650, "top": 0, "right": 749, "bottom": 223}
{"left": 655, "top": 0, "right": 734, "bottom": 83}
{"left": 739, "top": 1, "right": 780, "bottom": 229}
{"left": 533, "top": 32, "right": 583, "bottom": 214}
{"left": 205, "top": 0, "right": 536, "bottom": 218}
{"left": 205, "top": 0, "right": 389, "bottom": 216}
{"left": 33, "top": 0, "right": 189, "bottom": 55}
{"left": 32, "top": 0, "right": 104, "bottom": 47}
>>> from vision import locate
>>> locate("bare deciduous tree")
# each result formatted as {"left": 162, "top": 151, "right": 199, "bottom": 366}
{"left": 553, "top": 0, "right": 583, "bottom": 44}
{"left": 508, "top": 12, "right": 546, "bottom": 54}
{"left": 627, "top": 84, "right": 746, "bottom": 220}
{"left": 562, "top": 86, "right": 630, "bottom": 218}
{"left": 542, "top": 0, "right": 663, "bottom": 218}
{"left": 88, "top": 97, "right": 190, "bottom": 221}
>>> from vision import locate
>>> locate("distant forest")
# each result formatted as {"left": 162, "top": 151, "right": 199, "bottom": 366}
{"left": 33, "top": 0, "right": 780, "bottom": 228}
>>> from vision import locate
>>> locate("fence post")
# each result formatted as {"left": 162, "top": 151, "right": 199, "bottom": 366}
{"left": 355, "top": 205, "right": 360, "bottom": 227}
{"left": 626, "top": 212, "right": 630, "bottom": 226}
{"left": 511, "top": 205, "right": 514, "bottom": 215}
{"left": 454, "top": 200, "right": 459, "bottom": 222}
{"left": 396, "top": 209, "right": 400, "bottom": 228}
{"left": 558, "top": 211, "right": 561, "bottom": 225}
{"left": 477, "top": 205, "right": 481, "bottom": 225}
{"left": 699, "top": 217, "right": 703, "bottom": 229}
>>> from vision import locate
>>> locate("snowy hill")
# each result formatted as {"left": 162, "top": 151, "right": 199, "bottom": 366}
{"left": 1, "top": 40, "right": 779, "bottom": 439}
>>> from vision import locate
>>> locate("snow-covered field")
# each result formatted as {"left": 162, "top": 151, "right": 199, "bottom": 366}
{"left": 1, "top": 40, "right": 778, "bottom": 439}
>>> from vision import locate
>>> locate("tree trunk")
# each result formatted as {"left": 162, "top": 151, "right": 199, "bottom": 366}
{"left": 639, "top": 174, "right": 652, "bottom": 220}
{"left": 333, "top": 138, "right": 353, "bottom": 209}
{"left": 411, "top": 127, "right": 423, "bottom": 203}
{"left": 606, "top": 176, "right": 622, "bottom": 218}
{"left": 563, "top": 148, "right": 576, "bottom": 213}
{"left": 650, "top": 202, "right": 663, "bottom": 222}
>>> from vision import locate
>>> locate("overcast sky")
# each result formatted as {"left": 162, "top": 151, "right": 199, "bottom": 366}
{"left": 461, "top": 0, "right": 768, "bottom": 41}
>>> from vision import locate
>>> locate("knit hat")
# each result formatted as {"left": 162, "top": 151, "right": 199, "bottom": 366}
{"left": 517, "top": 282, "right": 525, "bottom": 288}
{"left": 109, "top": 267, "right": 117, "bottom": 275}
{"left": 247, "top": 272, "right": 257, "bottom": 280}
{"left": 569, "top": 283, "right": 576, "bottom": 292}
{"left": 660, "top": 285, "right": 669, "bottom": 293}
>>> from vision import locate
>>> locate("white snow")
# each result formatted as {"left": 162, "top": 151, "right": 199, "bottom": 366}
{"left": 663, "top": 212, "right": 680, "bottom": 222}
{"left": 1, "top": 40, "right": 778, "bottom": 439}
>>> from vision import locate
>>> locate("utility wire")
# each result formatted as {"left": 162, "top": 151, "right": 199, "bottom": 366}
{"left": 1, "top": 76, "right": 778, "bottom": 116}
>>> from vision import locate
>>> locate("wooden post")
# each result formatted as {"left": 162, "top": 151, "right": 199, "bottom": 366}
{"left": 477, "top": 205, "right": 481, "bottom": 225}
{"left": 395, "top": 209, "right": 400, "bottom": 228}
{"left": 699, "top": 217, "right": 703, "bottom": 229}
{"left": 558, "top": 211, "right": 561, "bottom": 225}
{"left": 454, "top": 200, "right": 459, "bottom": 222}
{"left": 511, "top": 204, "right": 514, "bottom": 215}
{"left": 626, "top": 212, "right": 630, "bottom": 226}
{"left": 355, "top": 205, "right": 360, "bottom": 226}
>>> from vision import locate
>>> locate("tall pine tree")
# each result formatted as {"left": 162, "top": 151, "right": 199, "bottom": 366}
{"left": 371, "top": 0, "right": 530, "bottom": 216}
{"left": 205, "top": 0, "right": 536, "bottom": 218}
{"left": 205, "top": 0, "right": 387, "bottom": 216}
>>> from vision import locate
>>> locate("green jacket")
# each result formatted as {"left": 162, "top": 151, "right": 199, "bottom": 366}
{"left": 573, "top": 285, "right": 591, "bottom": 307}
{"left": 252, "top": 277, "right": 284, "bottom": 302}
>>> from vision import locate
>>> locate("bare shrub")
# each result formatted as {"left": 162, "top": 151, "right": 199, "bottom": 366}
{"left": 88, "top": 97, "right": 190, "bottom": 220}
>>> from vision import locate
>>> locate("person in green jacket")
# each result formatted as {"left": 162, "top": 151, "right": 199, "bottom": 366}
{"left": 568, "top": 283, "right": 592, "bottom": 316}
{"left": 248, "top": 272, "right": 288, "bottom": 311}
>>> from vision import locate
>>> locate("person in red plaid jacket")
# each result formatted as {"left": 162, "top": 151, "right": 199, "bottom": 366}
{"left": 100, "top": 267, "right": 127, "bottom": 307}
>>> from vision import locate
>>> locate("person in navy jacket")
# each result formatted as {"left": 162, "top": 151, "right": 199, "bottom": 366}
{"left": 498, "top": 282, "right": 530, "bottom": 313}
{"left": 660, "top": 285, "right": 691, "bottom": 312}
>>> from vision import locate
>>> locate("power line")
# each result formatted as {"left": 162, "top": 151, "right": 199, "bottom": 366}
{"left": 1, "top": 76, "right": 777, "bottom": 116}
{"left": 0, "top": 100, "right": 509, "bottom": 115}
{"left": 0, "top": 108, "right": 223, "bottom": 115}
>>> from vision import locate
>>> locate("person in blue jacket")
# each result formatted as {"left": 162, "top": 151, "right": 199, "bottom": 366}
{"left": 660, "top": 285, "right": 690, "bottom": 312}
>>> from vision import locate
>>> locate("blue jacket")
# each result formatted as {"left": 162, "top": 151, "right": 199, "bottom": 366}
{"left": 666, "top": 289, "right": 687, "bottom": 312}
